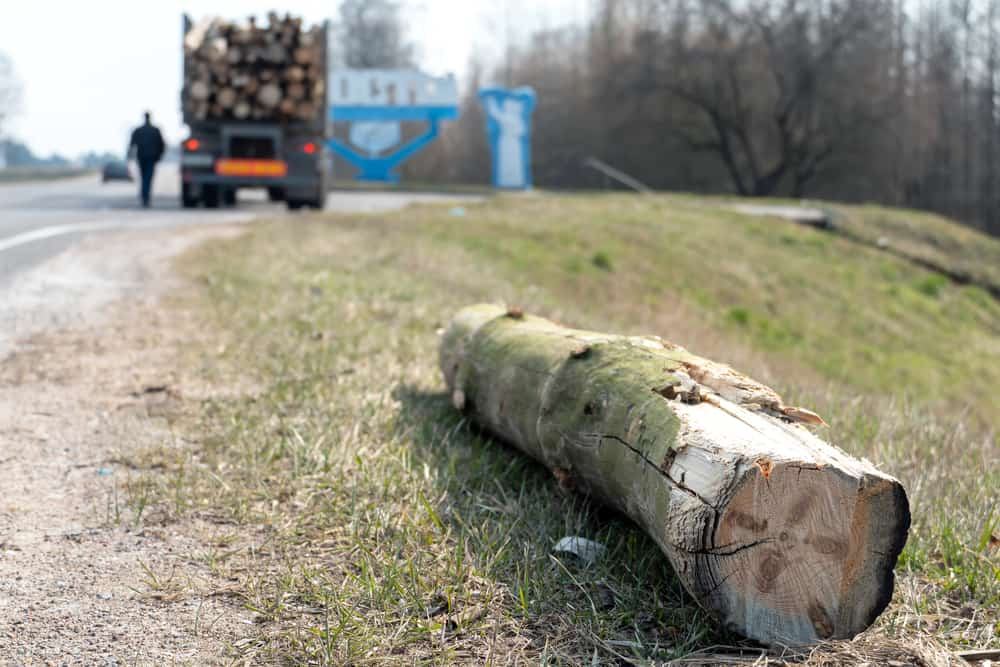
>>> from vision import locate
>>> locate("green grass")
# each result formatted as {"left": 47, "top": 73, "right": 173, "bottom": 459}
{"left": 830, "top": 203, "right": 1000, "bottom": 298}
{"left": 134, "top": 193, "right": 999, "bottom": 664}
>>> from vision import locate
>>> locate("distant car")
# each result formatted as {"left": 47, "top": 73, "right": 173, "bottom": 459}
{"left": 101, "top": 161, "right": 133, "bottom": 182}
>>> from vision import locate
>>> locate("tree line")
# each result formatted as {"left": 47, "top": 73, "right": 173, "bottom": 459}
{"left": 402, "top": 0, "right": 1000, "bottom": 238}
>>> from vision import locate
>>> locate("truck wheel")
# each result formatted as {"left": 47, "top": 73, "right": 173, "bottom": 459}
{"left": 203, "top": 185, "right": 221, "bottom": 209}
{"left": 181, "top": 184, "right": 199, "bottom": 208}
{"left": 286, "top": 200, "right": 303, "bottom": 210}
{"left": 307, "top": 189, "right": 327, "bottom": 210}
{"left": 267, "top": 187, "right": 285, "bottom": 202}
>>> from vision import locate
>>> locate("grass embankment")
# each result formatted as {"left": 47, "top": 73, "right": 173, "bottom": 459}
{"left": 139, "top": 193, "right": 998, "bottom": 664}
{"left": 830, "top": 203, "right": 1000, "bottom": 298}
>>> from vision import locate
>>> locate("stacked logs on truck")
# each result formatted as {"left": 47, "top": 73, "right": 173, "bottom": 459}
{"left": 183, "top": 12, "right": 324, "bottom": 122}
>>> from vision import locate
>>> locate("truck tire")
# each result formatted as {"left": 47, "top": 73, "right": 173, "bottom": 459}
{"left": 286, "top": 200, "right": 303, "bottom": 210}
{"left": 307, "top": 188, "right": 327, "bottom": 210}
{"left": 203, "top": 185, "right": 221, "bottom": 209}
{"left": 267, "top": 187, "right": 285, "bottom": 202}
{"left": 181, "top": 184, "right": 199, "bottom": 208}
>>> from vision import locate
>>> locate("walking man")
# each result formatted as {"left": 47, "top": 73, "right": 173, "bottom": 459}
{"left": 128, "top": 112, "right": 165, "bottom": 208}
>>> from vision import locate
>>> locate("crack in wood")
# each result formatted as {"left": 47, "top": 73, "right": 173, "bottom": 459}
{"left": 694, "top": 537, "right": 774, "bottom": 557}
{"left": 593, "top": 432, "right": 717, "bottom": 510}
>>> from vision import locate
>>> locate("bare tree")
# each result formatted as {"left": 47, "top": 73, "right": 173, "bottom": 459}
{"left": 666, "top": 0, "right": 893, "bottom": 197}
{"left": 982, "top": 1, "right": 999, "bottom": 234}
{"left": 337, "top": 0, "right": 414, "bottom": 68}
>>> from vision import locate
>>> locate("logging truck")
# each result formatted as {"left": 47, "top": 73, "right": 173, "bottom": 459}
{"left": 179, "top": 13, "right": 329, "bottom": 210}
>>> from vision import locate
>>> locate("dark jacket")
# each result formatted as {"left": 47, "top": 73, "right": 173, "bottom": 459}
{"left": 129, "top": 122, "right": 165, "bottom": 164}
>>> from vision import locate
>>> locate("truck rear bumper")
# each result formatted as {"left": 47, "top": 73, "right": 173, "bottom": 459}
{"left": 181, "top": 171, "right": 319, "bottom": 189}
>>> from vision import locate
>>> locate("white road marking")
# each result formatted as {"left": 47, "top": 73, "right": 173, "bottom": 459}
{"left": 0, "top": 213, "right": 255, "bottom": 255}
{"left": 0, "top": 220, "right": 125, "bottom": 254}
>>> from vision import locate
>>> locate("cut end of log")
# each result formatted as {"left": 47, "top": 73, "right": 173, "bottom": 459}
{"left": 706, "top": 460, "right": 909, "bottom": 645}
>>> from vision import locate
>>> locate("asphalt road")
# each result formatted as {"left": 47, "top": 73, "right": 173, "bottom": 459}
{"left": 0, "top": 167, "right": 476, "bottom": 287}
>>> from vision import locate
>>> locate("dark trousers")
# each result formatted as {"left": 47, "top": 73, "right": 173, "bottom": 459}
{"left": 138, "top": 160, "right": 156, "bottom": 207}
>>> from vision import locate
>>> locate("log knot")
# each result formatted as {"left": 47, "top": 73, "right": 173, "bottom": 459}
{"left": 656, "top": 370, "right": 702, "bottom": 404}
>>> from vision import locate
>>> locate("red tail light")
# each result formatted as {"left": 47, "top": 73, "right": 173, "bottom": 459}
{"left": 184, "top": 138, "right": 200, "bottom": 151}
{"left": 303, "top": 142, "right": 317, "bottom": 155}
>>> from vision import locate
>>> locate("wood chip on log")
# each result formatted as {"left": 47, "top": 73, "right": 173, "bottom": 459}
{"left": 295, "top": 102, "right": 316, "bottom": 120}
{"left": 256, "top": 83, "right": 281, "bottom": 109}
{"left": 189, "top": 80, "right": 211, "bottom": 101}
{"left": 264, "top": 43, "right": 288, "bottom": 64}
{"left": 440, "top": 304, "right": 911, "bottom": 646}
{"left": 202, "top": 36, "right": 228, "bottom": 62}
{"left": 293, "top": 48, "right": 315, "bottom": 66}
{"left": 184, "top": 16, "right": 219, "bottom": 52}
{"left": 233, "top": 100, "right": 251, "bottom": 119}
{"left": 286, "top": 82, "right": 306, "bottom": 101}
{"left": 217, "top": 87, "right": 237, "bottom": 109}
{"left": 188, "top": 101, "right": 208, "bottom": 121}
{"left": 231, "top": 72, "right": 250, "bottom": 89}
{"left": 231, "top": 27, "right": 252, "bottom": 46}
{"left": 209, "top": 61, "right": 228, "bottom": 80}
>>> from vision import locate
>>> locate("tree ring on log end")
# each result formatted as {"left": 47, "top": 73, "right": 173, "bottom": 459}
{"left": 709, "top": 462, "right": 908, "bottom": 645}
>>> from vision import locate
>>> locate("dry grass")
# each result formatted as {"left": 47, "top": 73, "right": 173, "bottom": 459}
{"left": 130, "top": 193, "right": 999, "bottom": 664}
{"left": 0, "top": 166, "right": 93, "bottom": 183}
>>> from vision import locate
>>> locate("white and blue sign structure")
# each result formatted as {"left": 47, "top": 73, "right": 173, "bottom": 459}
{"left": 327, "top": 69, "right": 459, "bottom": 183}
{"left": 479, "top": 87, "right": 537, "bottom": 189}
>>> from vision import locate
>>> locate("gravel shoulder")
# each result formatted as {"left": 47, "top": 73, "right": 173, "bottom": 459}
{"left": 0, "top": 225, "right": 251, "bottom": 665}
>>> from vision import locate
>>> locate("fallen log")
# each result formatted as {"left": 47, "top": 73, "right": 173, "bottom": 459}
{"left": 440, "top": 304, "right": 910, "bottom": 646}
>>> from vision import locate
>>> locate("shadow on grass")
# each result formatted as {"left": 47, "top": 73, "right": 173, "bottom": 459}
{"left": 391, "top": 383, "right": 738, "bottom": 662}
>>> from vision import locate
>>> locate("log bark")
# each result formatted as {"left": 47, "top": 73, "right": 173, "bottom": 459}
{"left": 440, "top": 304, "right": 910, "bottom": 646}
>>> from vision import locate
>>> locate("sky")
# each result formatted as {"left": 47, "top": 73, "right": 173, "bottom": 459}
{"left": 0, "top": 0, "right": 587, "bottom": 157}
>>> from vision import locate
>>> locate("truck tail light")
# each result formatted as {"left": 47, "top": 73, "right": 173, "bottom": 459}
{"left": 303, "top": 142, "right": 317, "bottom": 155}
{"left": 184, "top": 138, "right": 201, "bottom": 151}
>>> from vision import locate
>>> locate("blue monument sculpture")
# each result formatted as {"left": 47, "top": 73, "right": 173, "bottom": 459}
{"left": 327, "top": 69, "right": 460, "bottom": 183}
{"left": 479, "top": 87, "right": 537, "bottom": 189}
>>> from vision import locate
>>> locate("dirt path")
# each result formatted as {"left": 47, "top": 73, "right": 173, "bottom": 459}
{"left": 0, "top": 227, "right": 251, "bottom": 665}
